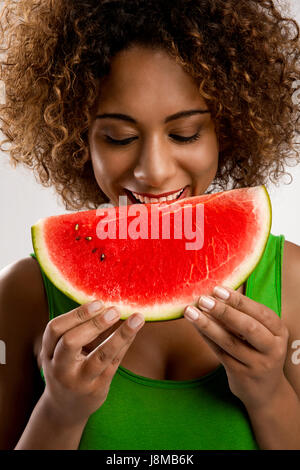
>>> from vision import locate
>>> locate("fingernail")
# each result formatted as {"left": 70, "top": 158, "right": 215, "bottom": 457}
{"left": 104, "top": 308, "right": 119, "bottom": 322}
{"left": 185, "top": 306, "right": 199, "bottom": 321}
{"left": 199, "top": 296, "right": 215, "bottom": 310}
{"left": 214, "top": 286, "right": 230, "bottom": 300}
{"left": 87, "top": 301, "right": 103, "bottom": 314}
{"left": 128, "top": 315, "right": 144, "bottom": 329}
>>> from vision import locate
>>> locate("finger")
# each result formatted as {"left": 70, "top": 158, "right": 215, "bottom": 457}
{"left": 52, "top": 307, "right": 121, "bottom": 366}
{"left": 82, "top": 313, "right": 145, "bottom": 380}
{"left": 197, "top": 294, "right": 275, "bottom": 354}
{"left": 43, "top": 300, "right": 106, "bottom": 359}
{"left": 196, "top": 329, "right": 248, "bottom": 372}
{"left": 90, "top": 341, "right": 131, "bottom": 392}
{"left": 184, "top": 306, "right": 261, "bottom": 366}
{"left": 212, "top": 286, "right": 283, "bottom": 336}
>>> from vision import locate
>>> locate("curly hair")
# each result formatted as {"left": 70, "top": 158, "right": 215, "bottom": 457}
{"left": 0, "top": 0, "right": 299, "bottom": 211}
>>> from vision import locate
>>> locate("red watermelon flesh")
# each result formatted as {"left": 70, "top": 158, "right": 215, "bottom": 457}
{"left": 31, "top": 185, "right": 271, "bottom": 321}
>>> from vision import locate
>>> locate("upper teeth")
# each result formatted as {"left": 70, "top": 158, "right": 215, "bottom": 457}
{"left": 131, "top": 188, "right": 184, "bottom": 204}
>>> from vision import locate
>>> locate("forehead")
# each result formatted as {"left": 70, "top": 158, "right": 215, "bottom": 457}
{"left": 95, "top": 45, "right": 207, "bottom": 112}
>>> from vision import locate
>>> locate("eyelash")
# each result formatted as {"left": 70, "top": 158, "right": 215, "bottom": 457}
{"left": 104, "top": 132, "right": 202, "bottom": 146}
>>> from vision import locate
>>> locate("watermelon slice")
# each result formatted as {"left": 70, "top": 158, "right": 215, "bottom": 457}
{"left": 31, "top": 185, "right": 271, "bottom": 322}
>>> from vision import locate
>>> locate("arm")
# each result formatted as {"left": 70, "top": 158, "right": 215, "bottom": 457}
{"left": 242, "top": 240, "right": 300, "bottom": 450}
{"left": 245, "top": 374, "right": 300, "bottom": 450}
{"left": 14, "top": 393, "right": 88, "bottom": 450}
{"left": 184, "top": 240, "right": 300, "bottom": 450}
{"left": 1, "top": 256, "right": 145, "bottom": 450}
{"left": 0, "top": 257, "right": 86, "bottom": 449}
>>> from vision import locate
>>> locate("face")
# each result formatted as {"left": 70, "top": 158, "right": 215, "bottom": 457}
{"left": 88, "top": 45, "right": 219, "bottom": 206}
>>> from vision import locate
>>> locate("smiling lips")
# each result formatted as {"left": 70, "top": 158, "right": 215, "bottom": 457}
{"left": 125, "top": 185, "right": 190, "bottom": 204}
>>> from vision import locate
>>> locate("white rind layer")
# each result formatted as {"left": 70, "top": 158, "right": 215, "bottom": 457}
{"left": 31, "top": 185, "right": 272, "bottom": 322}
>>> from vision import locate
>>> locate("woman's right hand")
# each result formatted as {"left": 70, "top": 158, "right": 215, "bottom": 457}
{"left": 39, "top": 301, "right": 145, "bottom": 427}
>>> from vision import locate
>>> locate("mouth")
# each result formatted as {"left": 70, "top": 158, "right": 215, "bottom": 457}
{"left": 123, "top": 185, "right": 190, "bottom": 205}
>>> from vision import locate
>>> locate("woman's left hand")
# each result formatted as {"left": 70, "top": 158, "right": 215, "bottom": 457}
{"left": 184, "top": 286, "right": 290, "bottom": 411}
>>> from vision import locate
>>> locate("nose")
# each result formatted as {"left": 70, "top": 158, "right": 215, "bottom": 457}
{"left": 133, "top": 137, "right": 177, "bottom": 188}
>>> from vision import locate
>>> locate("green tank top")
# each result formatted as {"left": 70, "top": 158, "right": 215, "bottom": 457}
{"left": 30, "top": 232, "right": 285, "bottom": 450}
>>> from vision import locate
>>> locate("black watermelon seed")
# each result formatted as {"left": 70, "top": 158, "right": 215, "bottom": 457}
{"left": 85, "top": 237, "right": 92, "bottom": 241}
{"left": 92, "top": 248, "right": 97, "bottom": 253}
{"left": 100, "top": 253, "right": 105, "bottom": 261}
{"left": 75, "top": 236, "right": 81, "bottom": 241}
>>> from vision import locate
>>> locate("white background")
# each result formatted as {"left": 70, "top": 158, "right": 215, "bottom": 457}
{"left": 0, "top": 0, "right": 299, "bottom": 270}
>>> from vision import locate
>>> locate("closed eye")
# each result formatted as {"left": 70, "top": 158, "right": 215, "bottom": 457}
{"left": 104, "top": 132, "right": 202, "bottom": 145}
{"left": 169, "top": 133, "right": 201, "bottom": 143}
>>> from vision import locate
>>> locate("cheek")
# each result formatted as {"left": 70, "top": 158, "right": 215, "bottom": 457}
{"left": 89, "top": 128, "right": 124, "bottom": 181}
{"left": 90, "top": 149, "right": 128, "bottom": 183}
{"left": 187, "top": 154, "right": 217, "bottom": 174}
{"left": 184, "top": 137, "right": 219, "bottom": 176}
{"left": 90, "top": 155, "right": 118, "bottom": 200}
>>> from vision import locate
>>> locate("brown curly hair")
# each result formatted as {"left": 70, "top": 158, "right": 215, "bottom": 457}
{"left": 0, "top": 0, "right": 299, "bottom": 211}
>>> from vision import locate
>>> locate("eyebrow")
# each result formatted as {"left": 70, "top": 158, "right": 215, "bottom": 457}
{"left": 95, "top": 109, "right": 210, "bottom": 124}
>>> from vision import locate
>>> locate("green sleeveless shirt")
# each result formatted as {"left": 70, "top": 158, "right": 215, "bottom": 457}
{"left": 30, "top": 232, "right": 285, "bottom": 450}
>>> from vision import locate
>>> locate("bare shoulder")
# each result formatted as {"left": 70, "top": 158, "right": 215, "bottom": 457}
{"left": 281, "top": 239, "right": 300, "bottom": 329}
{"left": 0, "top": 256, "right": 48, "bottom": 449}
{"left": 0, "top": 256, "right": 48, "bottom": 343}
{"left": 281, "top": 240, "right": 300, "bottom": 396}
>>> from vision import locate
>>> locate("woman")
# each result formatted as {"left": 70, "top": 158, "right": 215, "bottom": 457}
{"left": 0, "top": 0, "right": 300, "bottom": 450}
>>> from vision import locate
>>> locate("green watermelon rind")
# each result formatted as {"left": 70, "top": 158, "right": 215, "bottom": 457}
{"left": 31, "top": 185, "right": 272, "bottom": 322}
